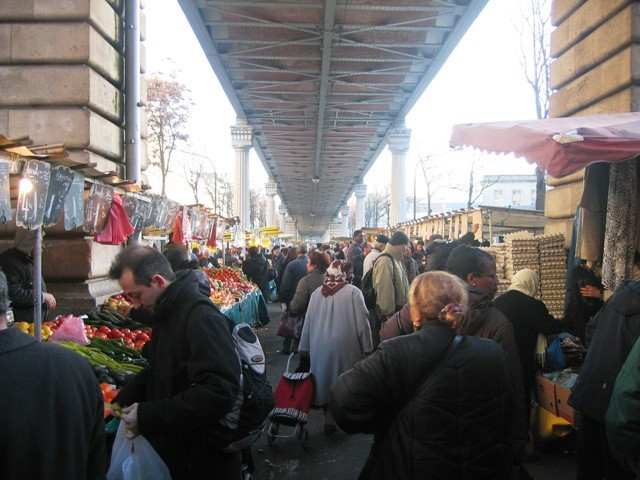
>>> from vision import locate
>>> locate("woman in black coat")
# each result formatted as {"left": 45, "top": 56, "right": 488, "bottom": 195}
{"left": 330, "top": 271, "right": 515, "bottom": 480}
{"left": 242, "top": 246, "right": 270, "bottom": 301}
{"left": 493, "top": 268, "right": 569, "bottom": 432}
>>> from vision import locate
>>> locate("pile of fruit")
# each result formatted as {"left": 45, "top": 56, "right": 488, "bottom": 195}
{"left": 203, "top": 267, "right": 255, "bottom": 309}
{"left": 104, "top": 293, "right": 132, "bottom": 312}
{"left": 13, "top": 321, "right": 55, "bottom": 340}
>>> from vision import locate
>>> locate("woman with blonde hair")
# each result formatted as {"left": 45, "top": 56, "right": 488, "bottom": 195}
{"left": 330, "top": 271, "right": 516, "bottom": 480}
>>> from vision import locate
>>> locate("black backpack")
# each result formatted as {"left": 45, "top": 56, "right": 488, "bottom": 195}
{"left": 362, "top": 253, "right": 394, "bottom": 309}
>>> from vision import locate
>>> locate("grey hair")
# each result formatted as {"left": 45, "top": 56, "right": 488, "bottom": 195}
{"left": 0, "top": 270, "right": 10, "bottom": 317}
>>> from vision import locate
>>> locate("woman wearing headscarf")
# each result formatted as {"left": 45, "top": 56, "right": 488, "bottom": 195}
{"left": 493, "top": 269, "right": 569, "bottom": 433}
{"left": 330, "top": 272, "right": 515, "bottom": 480}
{"left": 298, "top": 260, "right": 372, "bottom": 435}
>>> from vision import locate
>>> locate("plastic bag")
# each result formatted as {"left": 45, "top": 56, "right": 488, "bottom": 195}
{"left": 107, "top": 422, "right": 171, "bottom": 480}
{"left": 546, "top": 334, "right": 566, "bottom": 371}
{"left": 48, "top": 315, "right": 89, "bottom": 345}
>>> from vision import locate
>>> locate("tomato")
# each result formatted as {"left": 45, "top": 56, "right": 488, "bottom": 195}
{"left": 109, "top": 330, "right": 125, "bottom": 339}
{"left": 98, "top": 325, "right": 111, "bottom": 334}
{"left": 132, "top": 329, "right": 141, "bottom": 335}
{"left": 136, "top": 332, "right": 150, "bottom": 342}
{"left": 134, "top": 341, "right": 145, "bottom": 350}
{"left": 121, "top": 328, "right": 131, "bottom": 335}
{"left": 95, "top": 332, "right": 108, "bottom": 340}
{"left": 86, "top": 333, "right": 94, "bottom": 338}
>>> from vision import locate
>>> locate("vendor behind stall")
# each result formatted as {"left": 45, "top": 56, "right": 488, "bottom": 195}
{"left": 0, "top": 228, "right": 55, "bottom": 322}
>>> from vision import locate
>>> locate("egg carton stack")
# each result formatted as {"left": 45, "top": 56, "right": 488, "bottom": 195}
{"left": 503, "top": 231, "right": 540, "bottom": 280}
{"left": 538, "top": 234, "right": 567, "bottom": 319}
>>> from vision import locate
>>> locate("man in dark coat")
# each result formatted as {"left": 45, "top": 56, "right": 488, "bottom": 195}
{"left": 278, "top": 244, "right": 309, "bottom": 354}
{"left": 569, "top": 281, "right": 640, "bottom": 480}
{"left": 110, "top": 247, "right": 241, "bottom": 480}
{"left": 0, "top": 228, "right": 56, "bottom": 322}
{"left": 348, "top": 230, "right": 365, "bottom": 289}
{"left": 271, "top": 245, "right": 286, "bottom": 289}
{"left": 242, "top": 246, "right": 271, "bottom": 301}
{"left": 424, "top": 223, "right": 479, "bottom": 272}
{"left": 330, "top": 320, "right": 515, "bottom": 480}
{"left": 0, "top": 270, "right": 105, "bottom": 480}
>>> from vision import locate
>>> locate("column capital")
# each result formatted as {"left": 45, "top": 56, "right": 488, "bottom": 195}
{"left": 354, "top": 183, "right": 367, "bottom": 198}
{"left": 230, "top": 118, "right": 253, "bottom": 149}
{"left": 340, "top": 204, "right": 350, "bottom": 217}
{"left": 265, "top": 179, "right": 278, "bottom": 196}
{"left": 278, "top": 204, "right": 288, "bottom": 215}
{"left": 387, "top": 125, "right": 411, "bottom": 152}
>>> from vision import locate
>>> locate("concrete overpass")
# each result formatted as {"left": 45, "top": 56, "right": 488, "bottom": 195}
{"left": 178, "top": 0, "right": 488, "bottom": 237}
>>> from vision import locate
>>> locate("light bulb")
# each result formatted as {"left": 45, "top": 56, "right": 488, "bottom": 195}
{"left": 19, "top": 178, "right": 33, "bottom": 194}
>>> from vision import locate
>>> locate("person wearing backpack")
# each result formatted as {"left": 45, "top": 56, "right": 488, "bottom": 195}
{"left": 369, "top": 231, "right": 410, "bottom": 348}
{"left": 108, "top": 247, "right": 242, "bottom": 480}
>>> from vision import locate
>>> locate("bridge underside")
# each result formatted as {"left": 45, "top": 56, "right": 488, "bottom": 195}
{"left": 179, "top": 0, "right": 487, "bottom": 235}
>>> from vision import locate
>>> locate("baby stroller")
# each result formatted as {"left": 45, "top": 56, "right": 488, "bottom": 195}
{"left": 267, "top": 353, "right": 314, "bottom": 448}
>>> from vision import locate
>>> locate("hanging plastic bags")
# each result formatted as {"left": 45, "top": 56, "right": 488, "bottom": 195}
{"left": 95, "top": 194, "right": 135, "bottom": 245}
{"left": 107, "top": 422, "right": 171, "bottom": 480}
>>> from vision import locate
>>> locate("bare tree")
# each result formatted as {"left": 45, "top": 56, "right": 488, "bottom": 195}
{"left": 250, "top": 188, "right": 266, "bottom": 228}
{"left": 182, "top": 156, "right": 206, "bottom": 204}
{"left": 365, "top": 186, "right": 391, "bottom": 227}
{"left": 454, "top": 155, "right": 501, "bottom": 208}
{"left": 416, "top": 153, "right": 444, "bottom": 216}
{"left": 146, "top": 75, "right": 192, "bottom": 195}
{"left": 517, "top": 0, "right": 550, "bottom": 210}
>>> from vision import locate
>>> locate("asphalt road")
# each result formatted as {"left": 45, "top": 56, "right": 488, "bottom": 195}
{"left": 251, "top": 303, "right": 577, "bottom": 480}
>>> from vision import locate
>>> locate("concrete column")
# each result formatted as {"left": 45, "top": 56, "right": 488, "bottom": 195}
{"left": 230, "top": 118, "right": 253, "bottom": 230}
{"left": 354, "top": 184, "right": 367, "bottom": 229}
{"left": 278, "top": 204, "right": 287, "bottom": 233}
{"left": 387, "top": 124, "right": 411, "bottom": 226}
{"left": 265, "top": 179, "right": 278, "bottom": 227}
{"left": 341, "top": 204, "right": 351, "bottom": 237}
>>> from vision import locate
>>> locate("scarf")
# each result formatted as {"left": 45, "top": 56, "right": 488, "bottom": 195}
{"left": 321, "top": 260, "right": 353, "bottom": 297}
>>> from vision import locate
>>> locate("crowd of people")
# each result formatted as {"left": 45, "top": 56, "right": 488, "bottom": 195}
{"left": 4, "top": 224, "right": 640, "bottom": 480}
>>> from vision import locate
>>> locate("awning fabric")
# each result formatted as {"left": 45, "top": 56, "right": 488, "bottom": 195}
{"left": 450, "top": 112, "right": 640, "bottom": 177}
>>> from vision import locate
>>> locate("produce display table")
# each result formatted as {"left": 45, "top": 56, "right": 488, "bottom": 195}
{"left": 221, "top": 289, "right": 270, "bottom": 327}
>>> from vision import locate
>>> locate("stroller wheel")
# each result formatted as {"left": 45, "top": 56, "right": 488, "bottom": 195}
{"left": 267, "top": 423, "right": 279, "bottom": 446}
{"left": 300, "top": 428, "right": 309, "bottom": 448}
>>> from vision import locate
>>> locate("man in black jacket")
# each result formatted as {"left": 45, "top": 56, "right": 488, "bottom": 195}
{"left": 0, "top": 228, "right": 56, "bottom": 322}
{"left": 569, "top": 281, "right": 640, "bottom": 480}
{"left": 424, "top": 223, "right": 479, "bottom": 272}
{"left": 242, "top": 246, "right": 271, "bottom": 301}
{"left": 0, "top": 270, "right": 105, "bottom": 480}
{"left": 110, "top": 247, "right": 241, "bottom": 480}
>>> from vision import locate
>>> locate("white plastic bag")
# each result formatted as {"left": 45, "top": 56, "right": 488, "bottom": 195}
{"left": 107, "top": 421, "right": 171, "bottom": 480}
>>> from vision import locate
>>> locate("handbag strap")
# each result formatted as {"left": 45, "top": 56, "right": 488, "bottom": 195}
{"left": 398, "top": 335, "right": 463, "bottom": 415}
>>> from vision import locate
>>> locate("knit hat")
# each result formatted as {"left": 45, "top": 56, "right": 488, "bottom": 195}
{"left": 14, "top": 228, "right": 37, "bottom": 255}
{"left": 376, "top": 234, "right": 390, "bottom": 244}
{"left": 389, "top": 231, "right": 409, "bottom": 246}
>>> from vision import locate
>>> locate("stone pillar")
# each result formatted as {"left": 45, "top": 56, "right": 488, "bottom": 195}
{"left": 387, "top": 124, "right": 411, "bottom": 226}
{"left": 265, "top": 179, "right": 277, "bottom": 227}
{"left": 230, "top": 118, "right": 253, "bottom": 230}
{"left": 278, "top": 204, "right": 287, "bottom": 233}
{"left": 341, "top": 204, "right": 351, "bottom": 237}
{"left": 354, "top": 184, "right": 367, "bottom": 229}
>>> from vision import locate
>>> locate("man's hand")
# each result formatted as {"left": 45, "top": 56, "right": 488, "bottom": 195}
{"left": 121, "top": 403, "right": 140, "bottom": 439}
{"left": 43, "top": 292, "right": 56, "bottom": 310}
{"left": 472, "top": 223, "right": 480, "bottom": 234}
{"left": 580, "top": 285, "right": 601, "bottom": 299}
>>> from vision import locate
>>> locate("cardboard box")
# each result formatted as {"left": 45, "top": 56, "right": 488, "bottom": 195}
{"left": 555, "top": 384, "right": 580, "bottom": 428}
{"left": 535, "top": 375, "right": 558, "bottom": 416}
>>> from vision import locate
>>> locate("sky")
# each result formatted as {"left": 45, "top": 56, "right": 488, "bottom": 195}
{"left": 144, "top": 0, "right": 545, "bottom": 212}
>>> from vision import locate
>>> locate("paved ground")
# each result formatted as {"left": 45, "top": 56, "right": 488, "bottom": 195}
{"left": 251, "top": 303, "right": 577, "bottom": 480}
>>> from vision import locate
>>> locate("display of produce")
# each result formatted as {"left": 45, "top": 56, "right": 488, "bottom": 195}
{"left": 202, "top": 266, "right": 255, "bottom": 308}
{"left": 104, "top": 293, "right": 132, "bottom": 312}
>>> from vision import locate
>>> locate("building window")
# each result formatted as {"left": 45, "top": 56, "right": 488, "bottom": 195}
{"left": 512, "top": 190, "right": 522, "bottom": 206}
{"left": 531, "top": 189, "right": 537, "bottom": 207}
{"left": 493, "top": 190, "right": 503, "bottom": 205}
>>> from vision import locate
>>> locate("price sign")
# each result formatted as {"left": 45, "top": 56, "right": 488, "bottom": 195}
{"left": 149, "top": 194, "right": 169, "bottom": 228}
{"left": 123, "top": 195, "right": 144, "bottom": 234}
{"left": 64, "top": 172, "right": 84, "bottom": 230}
{"left": 44, "top": 166, "right": 74, "bottom": 227}
{"left": 16, "top": 160, "right": 51, "bottom": 229}
{"left": 0, "top": 161, "right": 12, "bottom": 224}
{"left": 83, "top": 183, "right": 114, "bottom": 233}
{"left": 164, "top": 201, "right": 182, "bottom": 230}
{"left": 136, "top": 198, "right": 153, "bottom": 237}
